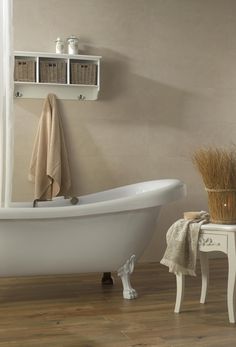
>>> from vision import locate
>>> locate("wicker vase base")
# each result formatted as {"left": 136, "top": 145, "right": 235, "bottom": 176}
{"left": 210, "top": 218, "right": 236, "bottom": 225}
{"left": 206, "top": 188, "right": 236, "bottom": 226}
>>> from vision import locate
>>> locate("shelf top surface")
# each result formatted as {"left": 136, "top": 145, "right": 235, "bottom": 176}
{"left": 14, "top": 51, "right": 102, "bottom": 60}
{"left": 14, "top": 81, "right": 98, "bottom": 87}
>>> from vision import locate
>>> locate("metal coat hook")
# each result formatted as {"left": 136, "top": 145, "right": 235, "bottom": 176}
{"left": 78, "top": 94, "right": 86, "bottom": 101}
{"left": 15, "top": 91, "right": 23, "bottom": 98}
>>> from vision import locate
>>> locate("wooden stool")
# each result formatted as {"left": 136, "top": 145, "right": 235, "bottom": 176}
{"left": 174, "top": 223, "right": 236, "bottom": 323}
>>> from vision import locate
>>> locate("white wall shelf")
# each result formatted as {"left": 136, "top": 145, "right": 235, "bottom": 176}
{"left": 14, "top": 51, "right": 102, "bottom": 100}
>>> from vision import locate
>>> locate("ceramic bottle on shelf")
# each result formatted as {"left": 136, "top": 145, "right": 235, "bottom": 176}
{"left": 67, "top": 35, "right": 79, "bottom": 55}
{"left": 55, "top": 38, "right": 65, "bottom": 54}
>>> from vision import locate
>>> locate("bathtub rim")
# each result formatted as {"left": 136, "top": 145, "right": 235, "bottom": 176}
{"left": 3, "top": 179, "right": 186, "bottom": 220}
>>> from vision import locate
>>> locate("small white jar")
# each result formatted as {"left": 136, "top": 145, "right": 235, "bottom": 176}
{"left": 67, "top": 35, "right": 79, "bottom": 55}
{"left": 55, "top": 37, "right": 64, "bottom": 54}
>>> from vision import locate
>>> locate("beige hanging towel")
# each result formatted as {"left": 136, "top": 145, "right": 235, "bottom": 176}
{"left": 28, "top": 93, "right": 71, "bottom": 200}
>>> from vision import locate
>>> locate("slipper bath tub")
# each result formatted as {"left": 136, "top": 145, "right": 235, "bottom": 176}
{"left": 0, "top": 179, "right": 186, "bottom": 299}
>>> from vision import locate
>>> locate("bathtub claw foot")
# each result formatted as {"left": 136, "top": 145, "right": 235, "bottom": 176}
{"left": 117, "top": 255, "right": 137, "bottom": 300}
{"left": 101, "top": 272, "right": 114, "bottom": 285}
{"left": 123, "top": 288, "right": 138, "bottom": 300}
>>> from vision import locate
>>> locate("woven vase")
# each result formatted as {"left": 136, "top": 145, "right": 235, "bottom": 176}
{"left": 206, "top": 188, "right": 236, "bottom": 224}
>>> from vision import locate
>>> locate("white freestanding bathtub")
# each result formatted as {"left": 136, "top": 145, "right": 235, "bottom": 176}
{"left": 1, "top": 179, "right": 186, "bottom": 299}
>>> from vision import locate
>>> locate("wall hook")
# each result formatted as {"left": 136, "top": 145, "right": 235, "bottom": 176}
{"left": 15, "top": 91, "right": 23, "bottom": 98}
{"left": 78, "top": 94, "right": 86, "bottom": 101}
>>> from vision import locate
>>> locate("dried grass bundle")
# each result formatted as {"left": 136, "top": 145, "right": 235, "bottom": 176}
{"left": 193, "top": 147, "right": 236, "bottom": 224}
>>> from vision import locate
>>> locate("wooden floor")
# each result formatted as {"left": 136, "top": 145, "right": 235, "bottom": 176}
{"left": 0, "top": 258, "right": 235, "bottom": 347}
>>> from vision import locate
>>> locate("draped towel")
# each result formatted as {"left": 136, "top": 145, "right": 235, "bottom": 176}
{"left": 160, "top": 211, "right": 209, "bottom": 276}
{"left": 28, "top": 93, "right": 71, "bottom": 200}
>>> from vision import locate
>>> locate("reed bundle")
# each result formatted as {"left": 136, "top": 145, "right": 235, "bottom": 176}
{"left": 193, "top": 147, "right": 236, "bottom": 224}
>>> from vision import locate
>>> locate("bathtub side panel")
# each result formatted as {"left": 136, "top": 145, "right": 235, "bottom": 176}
{"left": 0, "top": 207, "right": 160, "bottom": 276}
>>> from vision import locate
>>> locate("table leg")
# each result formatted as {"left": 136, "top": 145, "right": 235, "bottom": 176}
{"left": 200, "top": 252, "right": 209, "bottom": 304}
{"left": 175, "top": 273, "right": 185, "bottom": 313}
{"left": 227, "top": 233, "right": 236, "bottom": 323}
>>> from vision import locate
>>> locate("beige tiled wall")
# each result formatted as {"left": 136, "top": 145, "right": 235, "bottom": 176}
{"left": 13, "top": 0, "right": 236, "bottom": 261}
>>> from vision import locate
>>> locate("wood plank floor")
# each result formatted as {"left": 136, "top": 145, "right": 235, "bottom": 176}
{"left": 0, "top": 258, "right": 235, "bottom": 347}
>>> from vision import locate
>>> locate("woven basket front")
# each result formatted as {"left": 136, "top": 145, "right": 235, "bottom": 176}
{"left": 70, "top": 62, "right": 97, "bottom": 85}
{"left": 40, "top": 60, "right": 67, "bottom": 84}
{"left": 206, "top": 188, "right": 236, "bottom": 224}
{"left": 14, "top": 59, "right": 36, "bottom": 82}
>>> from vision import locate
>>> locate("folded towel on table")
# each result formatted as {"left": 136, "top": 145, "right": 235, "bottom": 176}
{"left": 28, "top": 93, "right": 71, "bottom": 200}
{"left": 160, "top": 211, "right": 209, "bottom": 276}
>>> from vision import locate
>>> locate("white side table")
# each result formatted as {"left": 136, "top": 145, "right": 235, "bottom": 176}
{"left": 174, "top": 223, "right": 236, "bottom": 323}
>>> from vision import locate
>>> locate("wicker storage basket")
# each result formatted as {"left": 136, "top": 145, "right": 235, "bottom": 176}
{"left": 14, "top": 58, "right": 36, "bottom": 82}
{"left": 206, "top": 188, "right": 236, "bottom": 224}
{"left": 70, "top": 62, "right": 97, "bottom": 85}
{"left": 40, "top": 60, "right": 67, "bottom": 84}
